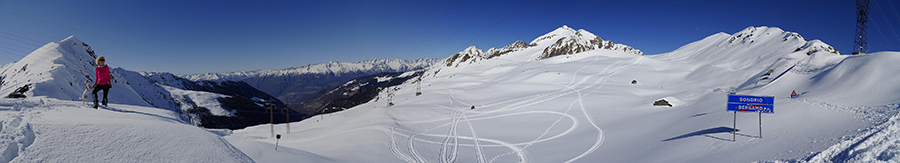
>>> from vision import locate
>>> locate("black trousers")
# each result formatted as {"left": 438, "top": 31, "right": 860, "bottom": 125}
{"left": 92, "top": 84, "right": 110, "bottom": 105}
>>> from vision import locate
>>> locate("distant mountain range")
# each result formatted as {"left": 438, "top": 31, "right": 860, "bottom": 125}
{"left": 181, "top": 58, "right": 440, "bottom": 105}
{"left": 290, "top": 70, "right": 426, "bottom": 116}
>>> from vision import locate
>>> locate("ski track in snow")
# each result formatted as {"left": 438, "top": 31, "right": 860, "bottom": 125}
{"left": 566, "top": 56, "right": 641, "bottom": 163}
{"left": 390, "top": 126, "right": 417, "bottom": 163}
{"left": 388, "top": 55, "right": 642, "bottom": 163}
{"left": 439, "top": 108, "right": 461, "bottom": 163}
{"left": 463, "top": 114, "right": 487, "bottom": 163}
{"left": 407, "top": 124, "right": 427, "bottom": 163}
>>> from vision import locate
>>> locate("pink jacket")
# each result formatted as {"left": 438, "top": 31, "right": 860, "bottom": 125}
{"left": 95, "top": 65, "right": 110, "bottom": 85}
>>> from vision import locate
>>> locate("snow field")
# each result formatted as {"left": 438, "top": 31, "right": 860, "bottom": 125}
{"left": 226, "top": 27, "right": 900, "bottom": 163}
{"left": 162, "top": 85, "right": 234, "bottom": 117}
{"left": 0, "top": 98, "right": 252, "bottom": 162}
{"left": 227, "top": 51, "right": 648, "bottom": 162}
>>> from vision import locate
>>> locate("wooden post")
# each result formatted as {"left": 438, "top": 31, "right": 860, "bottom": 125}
{"left": 269, "top": 105, "right": 274, "bottom": 138}
{"left": 285, "top": 107, "right": 290, "bottom": 134}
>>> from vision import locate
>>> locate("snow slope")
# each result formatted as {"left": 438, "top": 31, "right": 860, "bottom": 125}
{"left": 0, "top": 97, "right": 252, "bottom": 162}
{"left": 225, "top": 26, "right": 900, "bottom": 163}
{"left": 0, "top": 36, "right": 261, "bottom": 162}
{"left": 162, "top": 85, "right": 233, "bottom": 116}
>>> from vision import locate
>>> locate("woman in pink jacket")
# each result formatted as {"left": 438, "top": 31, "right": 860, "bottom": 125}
{"left": 92, "top": 56, "right": 111, "bottom": 108}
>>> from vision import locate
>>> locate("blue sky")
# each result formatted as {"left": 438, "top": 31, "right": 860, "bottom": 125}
{"left": 1, "top": 0, "right": 898, "bottom": 74}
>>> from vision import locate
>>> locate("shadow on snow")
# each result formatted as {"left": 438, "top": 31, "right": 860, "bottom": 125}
{"left": 102, "top": 106, "right": 187, "bottom": 124}
{"left": 663, "top": 126, "right": 750, "bottom": 142}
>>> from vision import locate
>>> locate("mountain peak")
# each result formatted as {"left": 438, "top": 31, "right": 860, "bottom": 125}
{"left": 733, "top": 26, "right": 786, "bottom": 38}
{"left": 535, "top": 26, "right": 643, "bottom": 59}
{"left": 536, "top": 25, "right": 581, "bottom": 43}
{"left": 0, "top": 36, "right": 117, "bottom": 104}
{"left": 442, "top": 25, "right": 643, "bottom": 67}
{"left": 557, "top": 25, "right": 574, "bottom": 32}
{"left": 461, "top": 46, "right": 485, "bottom": 56}
{"left": 60, "top": 35, "right": 81, "bottom": 44}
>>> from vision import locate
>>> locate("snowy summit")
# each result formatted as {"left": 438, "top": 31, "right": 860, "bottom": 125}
{"left": 445, "top": 25, "right": 642, "bottom": 68}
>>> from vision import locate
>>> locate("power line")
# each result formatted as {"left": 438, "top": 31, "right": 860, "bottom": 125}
{"left": 873, "top": 0, "right": 900, "bottom": 50}
{"left": 444, "top": 0, "right": 678, "bottom": 56}
{"left": 0, "top": 30, "right": 47, "bottom": 46}
{"left": 869, "top": 15, "right": 895, "bottom": 50}
{"left": 2, "top": 27, "right": 160, "bottom": 71}
{"left": 0, "top": 39, "right": 38, "bottom": 54}
{"left": 406, "top": 0, "right": 460, "bottom": 59}
{"left": 0, "top": 24, "right": 176, "bottom": 74}
{"left": 451, "top": 0, "right": 539, "bottom": 54}
{"left": 0, "top": 10, "right": 202, "bottom": 74}
{"left": 0, "top": 33, "right": 73, "bottom": 70}
{"left": 424, "top": 0, "right": 497, "bottom": 58}
{"left": 888, "top": 0, "right": 900, "bottom": 23}
{"left": 0, "top": 30, "right": 147, "bottom": 73}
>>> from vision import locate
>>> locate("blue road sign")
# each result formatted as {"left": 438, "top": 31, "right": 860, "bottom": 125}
{"left": 727, "top": 94, "right": 774, "bottom": 113}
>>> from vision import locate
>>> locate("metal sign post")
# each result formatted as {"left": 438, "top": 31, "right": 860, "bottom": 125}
{"left": 727, "top": 94, "right": 774, "bottom": 141}
{"left": 275, "top": 134, "right": 281, "bottom": 151}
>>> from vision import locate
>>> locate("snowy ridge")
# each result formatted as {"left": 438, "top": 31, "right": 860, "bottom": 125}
{"left": 0, "top": 36, "right": 150, "bottom": 107}
{"left": 444, "top": 25, "right": 642, "bottom": 67}
{"left": 659, "top": 26, "right": 838, "bottom": 64}
{"left": 226, "top": 26, "right": 900, "bottom": 162}
{"left": 0, "top": 98, "right": 252, "bottom": 162}
{"left": 182, "top": 58, "right": 441, "bottom": 82}
{"left": 0, "top": 36, "right": 284, "bottom": 129}
{"left": 0, "top": 36, "right": 252, "bottom": 162}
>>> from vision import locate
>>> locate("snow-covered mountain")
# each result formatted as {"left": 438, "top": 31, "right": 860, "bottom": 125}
{"left": 225, "top": 26, "right": 900, "bottom": 163}
{"left": 0, "top": 36, "right": 253, "bottom": 162}
{"left": 444, "top": 25, "right": 642, "bottom": 67}
{"left": 182, "top": 58, "right": 440, "bottom": 104}
{"left": 0, "top": 36, "right": 147, "bottom": 106}
{"left": 0, "top": 36, "right": 293, "bottom": 129}
{"left": 120, "top": 71, "right": 298, "bottom": 129}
